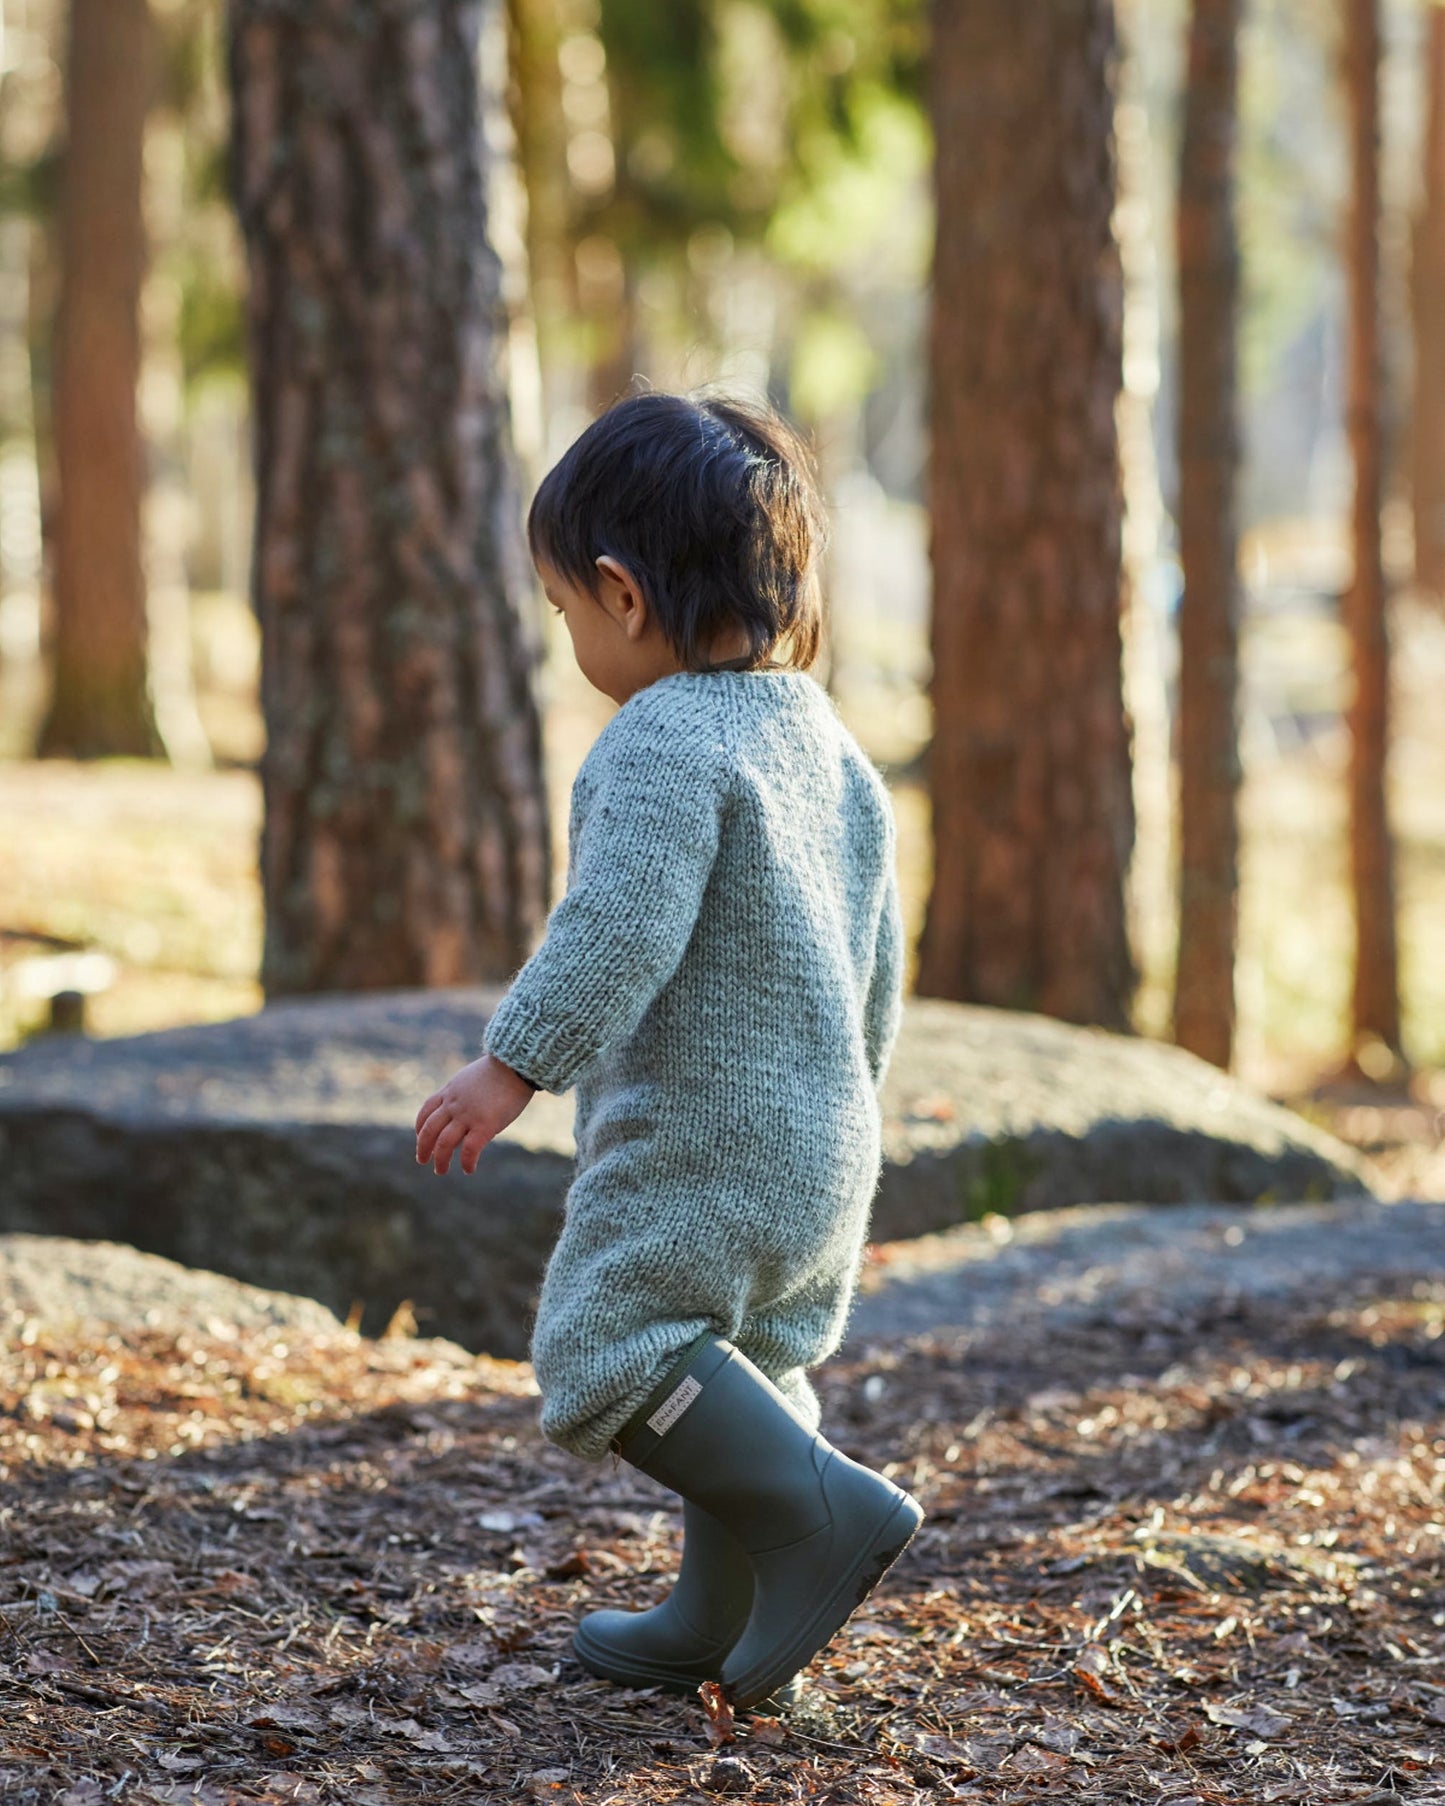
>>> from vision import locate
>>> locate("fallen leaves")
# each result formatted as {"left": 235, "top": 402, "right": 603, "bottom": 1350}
{"left": 697, "top": 1679, "right": 734, "bottom": 1747}
{"left": 1203, "top": 1699, "right": 1293, "bottom": 1739}
{"left": 745, "top": 1713, "right": 787, "bottom": 1745}
{"left": 1, "top": 1281, "right": 1442, "bottom": 1805}
{"left": 527, "top": 1767, "right": 573, "bottom": 1796}
{"left": 453, "top": 1660, "right": 558, "bottom": 1708}
{"left": 1071, "top": 1641, "right": 1122, "bottom": 1703}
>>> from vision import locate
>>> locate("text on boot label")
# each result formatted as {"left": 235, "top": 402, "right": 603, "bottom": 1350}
{"left": 647, "top": 1374, "right": 702, "bottom": 1436}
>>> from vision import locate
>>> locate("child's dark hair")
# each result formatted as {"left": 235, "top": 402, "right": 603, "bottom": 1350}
{"left": 527, "top": 391, "right": 827, "bottom": 673}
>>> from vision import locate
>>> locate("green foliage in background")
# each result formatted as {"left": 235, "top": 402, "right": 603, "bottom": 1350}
{"left": 590, "top": 0, "right": 924, "bottom": 254}
{"left": 155, "top": 0, "right": 246, "bottom": 392}
{"left": 1236, "top": 0, "right": 1345, "bottom": 401}
{"left": 556, "top": 0, "right": 928, "bottom": 419}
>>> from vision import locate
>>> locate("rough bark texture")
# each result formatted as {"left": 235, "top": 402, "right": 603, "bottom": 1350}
{"left": 1172, "top": 0, "right": 1242, "bottom": 1071}
{"left": 37, "top": 0, "right": 164, "bottom": 760}
{"left": 1342, "top": 0, "right": 1401, "bottom": 1059}
{"left": 1413, "top": 6, "right": 1445, "bottom": 599}
{"left": 230, "top": 0, "right": 550, "bottom": 996}
{"left": 922, "top": 0, "right": 1136, "bottom": 1030}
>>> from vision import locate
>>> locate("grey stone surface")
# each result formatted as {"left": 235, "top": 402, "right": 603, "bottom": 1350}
{"left": 0, "top": 989, "right": 1375, "bottom": 1357}
{"left": 873, "top": 1001, "right": 1377, "bottom": 1235}
{"left": 847, "top": 1197, "right": 1444, "bottom": 1347}
{"left": 0, "top": 1232, "right": 347, "bottom": 1338}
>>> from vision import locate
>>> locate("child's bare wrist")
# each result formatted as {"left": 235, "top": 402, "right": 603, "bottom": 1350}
{"left": 489, "top": 1052, "right": 540, "bottom": 1093}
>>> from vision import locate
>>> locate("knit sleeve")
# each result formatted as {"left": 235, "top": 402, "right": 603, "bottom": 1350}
{"left": 863, "top": 845, "right": 905, "bottom": 1093}
{"left": 482, "top": 697, "right": 727, "bottom": 1093}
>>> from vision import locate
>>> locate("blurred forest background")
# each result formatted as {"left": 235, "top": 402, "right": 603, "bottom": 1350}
{"left": 0, "top": 0, "right": 1442, "bottom": 1175}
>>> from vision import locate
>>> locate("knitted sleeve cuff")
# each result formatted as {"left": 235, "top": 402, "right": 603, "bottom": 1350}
{"left": 482, "top": 991, "right": 596, "bottom": 1095}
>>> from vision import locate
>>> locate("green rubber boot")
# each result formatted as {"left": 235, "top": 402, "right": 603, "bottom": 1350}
{"left": 613, "top": 1334, "right": 923, "bottom": 1711}
{"left": 573, "top": 1499, "right": 773, "bottom": 1693}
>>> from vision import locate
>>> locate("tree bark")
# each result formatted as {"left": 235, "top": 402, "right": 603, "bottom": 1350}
{"left": 922, "top": 0, "right": 1136, "bottom": 1029}
{"left": 1413, "top": 4, "right": 1445, "bottom": 598}
{"left": 1172, "top": 0, "right": 1242, "bottom": 1070}
{"left": 38, "top": 0, "right": 164, "bottom": 759}
{"left": 230, "top": 0, "right": 551, "bottom": 996}
{"left": 1342, "top": 0, "right": 1401, "bottom": 1063}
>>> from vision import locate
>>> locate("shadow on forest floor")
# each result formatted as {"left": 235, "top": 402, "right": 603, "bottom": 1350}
{"left": 847, "top": 1198, "right": 1445, "bottom": 1344}
{"left": 3, "top": 1240, "right": 1444, "bottom": 1806}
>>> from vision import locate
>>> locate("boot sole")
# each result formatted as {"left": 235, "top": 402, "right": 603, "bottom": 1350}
{"left": 572, "top": 1621, "right": 730, "bottom": 1695}
{"left": 722, "top": 1492, "right": 924, "bottom": 1711}
{"left": 572, "top": 1622, "right": 802, "bottom": 1709}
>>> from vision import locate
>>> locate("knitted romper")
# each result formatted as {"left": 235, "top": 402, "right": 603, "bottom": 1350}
{"left": 482, "top": 667, "right": 904, "bottom": 1461}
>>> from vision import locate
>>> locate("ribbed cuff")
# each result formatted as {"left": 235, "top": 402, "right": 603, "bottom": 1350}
{"left": 481, "top": 990, "right": 597, "bottom": 1095}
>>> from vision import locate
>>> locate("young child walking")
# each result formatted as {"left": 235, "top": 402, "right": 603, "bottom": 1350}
{"left": 414, "top": 391, "right": 922, "bottom": 1711}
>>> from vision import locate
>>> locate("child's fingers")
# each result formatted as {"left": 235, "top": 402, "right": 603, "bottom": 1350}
{"left": 459, "top": 1127, "right": 493, "bottom": 1176}
{"left": 414, "top": 1090, "right": 445, "bottom": 1135}
{"left": 415, "top": 1103, "right": 448, "bottom": 1163}
{"left": 427, "top": 1116, "right": 469, "bottom": 1176}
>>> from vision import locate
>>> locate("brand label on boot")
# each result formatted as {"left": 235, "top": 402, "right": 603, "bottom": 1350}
{"left": 646, "top": 1374, "right": 701, "bottom": 1437}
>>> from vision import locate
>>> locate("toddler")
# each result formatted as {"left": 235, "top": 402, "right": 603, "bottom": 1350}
{"left": 414, "top": 392, "right": 922, "bottom": 1710}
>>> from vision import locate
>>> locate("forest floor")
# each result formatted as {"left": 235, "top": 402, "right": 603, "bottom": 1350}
{"left": 3, "top": 1212, "right": 1443, "bottom": 1806}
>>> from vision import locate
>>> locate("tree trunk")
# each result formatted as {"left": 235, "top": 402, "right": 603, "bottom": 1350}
{"left": 1413, "top": 4, "right": 1445, "bottom": 599}
{"left": 230, "top": 0, "right": 551, "bottom": 997}
{"left": 1172, "top": 0, "right": 1242, "bottom": 1070}
{"left": 922, "top": 0, "right": 1136, "bottom": 1029}
{"left": 1113, "top": 45, "right": 1175, "bottom": 1046}
{"left": 1342, "top": 0, "right": 1401, "bottom": 1064}
{"left": 38, "top": 0, "right": 164, "bottom": 760}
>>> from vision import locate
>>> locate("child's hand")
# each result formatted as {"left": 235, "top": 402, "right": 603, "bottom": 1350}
{"left": 414, "top": 1054, "right": 537, "bottom": 1176}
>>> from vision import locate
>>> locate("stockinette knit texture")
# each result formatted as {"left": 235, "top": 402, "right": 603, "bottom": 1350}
{"left": 482, "top": 667, "right": 904, "bottom": 1461}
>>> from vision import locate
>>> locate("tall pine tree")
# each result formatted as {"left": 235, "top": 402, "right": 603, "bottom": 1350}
{"left": 39, "top": 0, "right": 163, "bottom": 759}
{"left": 1173, "top": 0, "right": 1242, "bottom": 1070}
{"left": 1342, "top": 0, "right": 1402, "bottom": 1069}
{"left": 921, "top": 0, "right": 1135, "bottom": 1028}
{"left": 1413, "top": 3, "right": 1445, "bottom": 599}
{"left": 230, "top": 0, "right": 550, "bottom": 995}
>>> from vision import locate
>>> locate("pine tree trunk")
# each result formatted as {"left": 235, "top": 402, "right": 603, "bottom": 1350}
{"left": 1343, "top": 0, "right": 1401, "bottom": 1062}
{"left": 1173, "top": 0, "right": 1242, "bottom": 1070}
{"left": 230, "top": 0, "right": 551, "bottom": 996}
{"left": 1413, "top": 5, "right": 1445, "bottom": 599}
{"left": 922, "top": 0, "right": 1136, "bottom": 1029}
{"left": 1113, "top": 51, "right": 1175, "bottom": 1046}
{"left": 38, "top": 0, "right": 164, "bottom": 760}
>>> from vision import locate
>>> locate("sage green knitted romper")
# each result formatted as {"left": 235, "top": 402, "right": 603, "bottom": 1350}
{"left": 482, "top": 667, "right": 904, "bottom": 1461}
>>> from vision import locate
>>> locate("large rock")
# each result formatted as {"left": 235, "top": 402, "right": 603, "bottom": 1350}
{"left": 0, "top": 990, "right": 1375, "bottom": 1357}
{"left": 847, "top": 1197, "right": 1442, "bottom": 1347}
{"left": 0, "top": 1231, "right": 347, "bottom": 1338}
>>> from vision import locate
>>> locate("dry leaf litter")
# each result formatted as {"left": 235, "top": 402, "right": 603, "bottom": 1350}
{"left": 2, "top": 1261, "right": 1443, "bottom": 1805}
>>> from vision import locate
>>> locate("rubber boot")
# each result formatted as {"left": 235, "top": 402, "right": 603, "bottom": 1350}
{"left": 573, "top": 1499, "right": 754, "bottom": 1692}
{"left": 613, "top": 1334, "right": 924, "bottom": 1711}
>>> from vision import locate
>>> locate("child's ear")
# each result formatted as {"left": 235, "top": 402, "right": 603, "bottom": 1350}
{"left": 594, "top": 556, "right": 649, "bottom": 640}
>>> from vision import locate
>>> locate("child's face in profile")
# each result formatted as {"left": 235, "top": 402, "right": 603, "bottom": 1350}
{"left": 536, "top": 555, "right": 670, "bottom": 705}
{"left": 536, "top": 554, "right": 752, "bottom": 704}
